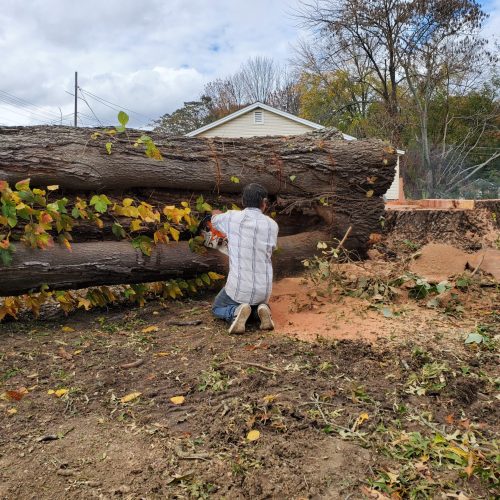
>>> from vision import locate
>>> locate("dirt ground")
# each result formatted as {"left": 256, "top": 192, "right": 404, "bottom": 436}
{"left": 1, "top": 249, "right": 499, "bottom": 499}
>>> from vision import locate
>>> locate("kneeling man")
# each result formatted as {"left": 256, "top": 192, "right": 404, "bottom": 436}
{"left": 211, "top": 183, "right": 278, "bottom": 334}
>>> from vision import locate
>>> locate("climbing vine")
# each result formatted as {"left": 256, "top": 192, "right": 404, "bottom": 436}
{"left": 0, "top": 179, "right": 218, "bottom": 267}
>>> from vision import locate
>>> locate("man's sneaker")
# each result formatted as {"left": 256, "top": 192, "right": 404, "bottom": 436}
{"left": 228, "top": 304, "right": 251, "bottom": 334}
{"left": 257, "top": 304, "right": 275, "bottom": 330}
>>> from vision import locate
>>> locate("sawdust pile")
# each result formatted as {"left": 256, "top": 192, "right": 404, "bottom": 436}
{"left": 409, "top": 243, "right": 500, "bottom": 282}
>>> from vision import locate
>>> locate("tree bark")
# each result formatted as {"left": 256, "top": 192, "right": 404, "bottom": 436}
{"left": 0, "top": 231, "right": 329, "bottom": 296}
{"left": 0, "top": 126, "right": 397, "bottom": 195}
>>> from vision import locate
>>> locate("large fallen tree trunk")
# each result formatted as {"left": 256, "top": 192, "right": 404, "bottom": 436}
{"left": 1, "top": 126, "right": 397, "bottom": 296}
{"left": 0, "top": 231, "right": 328, "bottom": 296}
{"left": 0, "top": 126, "right": 397, "bottom": 194}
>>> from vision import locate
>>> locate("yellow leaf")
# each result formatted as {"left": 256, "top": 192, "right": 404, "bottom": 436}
{"left": 120, "top": 391, "right": 141, "bottom": 403}
{"left": 366, "top": 190, "right": 374, "bottom": 198}
{"left": 77, "top": 297, "right": 91, "bottom": 310}
{"left": 155, "top": 352, "right": 169, "bottom": 357}
{"left": 47, "top": 185, "right": 59, "bottom": 191}
{"left": 262, "top": 394, "right": 279, "bottom": 404}
{"left": 48, "top": 388, "right": 68, "bottom": 397}
{"left": 73, "top": 350, "right": 82, "bottom": 355}
{"left": 208, "top": 272, "right": 225, "bottom": 280}
{"left": 61, "top": 326, "right": 75, "bottom": 332}
{"left": 447, "top": 445, "right": 469, "bottom": 459}
{"left": 141, "top": 325, "right": 159, "bottom": 333}
{"left": 352, "top": 412, "right": 369, "bottom": 431}
{"left": 170, "top": 395, "right": 185, "bottom": 405}
{"left": 130, "top": 219, "right": 143, "bottom": 232}
{"left": 7, "top": 408, "right": 17, "bottom": 415}
{"left": 169, "top": 227, "right": 180, "bottom": 242}
{"left": 246, "top": 429, "right": 260, "bottom": 441}
{"left": 122, "top": 198, "right": 134, "bottom": 207}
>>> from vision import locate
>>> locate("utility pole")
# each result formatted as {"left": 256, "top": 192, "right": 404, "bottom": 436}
{"left": 74, "top": 71, "right": 78, "bottom": 127}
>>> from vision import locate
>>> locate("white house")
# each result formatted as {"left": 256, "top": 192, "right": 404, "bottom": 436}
{"left": 186, "top": 102, "right": 403, "bottom": 200}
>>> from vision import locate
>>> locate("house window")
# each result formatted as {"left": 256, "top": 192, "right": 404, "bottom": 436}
{"left": 254, "top": 110, "right": 264, "bottom": 124}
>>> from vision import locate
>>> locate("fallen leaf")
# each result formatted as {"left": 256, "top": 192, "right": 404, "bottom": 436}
{"left": 4, "top": 387, "right": 28, "bottom": 401}
{"left": 170, "top": 395, "right": 185, "bottom": 405}
{"left": 7, "top": 408, "right": 17, "bottom": 415}
{"left": 155, "top": 352, "right": 170, "bottom": 357}
{"left": 58, "top": 347, "right": 73, "bottom": 361}
{"left": 73, "top": 350, "right": 82, "bottom": 355}
{"left": 444, "top": 414, "right": 455, "bottom": 425}
{"left": 61, "top": 326, "right": 75, "bottom": 332}
{"left": 262, "top": 394, "right": 279, "bottom": 404}
{"left": 464, "top": 452, "right": 475, "bottom": 478}
{"left": 458, "top": 418, "right": 471, "bottom": 430}
{"left": 120, "top": 391, "right": 141, "bottom": 403}
{"left": 47, "top": 388, "right": 68, "bottom": 397}
{"left": 141, "top": 325, "right": 159, "bottom": 333}
{"left": 352, "top": 412, "right": 369, "bottom": 431}
{"left": 246, "top": 429, "right": 260, "bottom": 441}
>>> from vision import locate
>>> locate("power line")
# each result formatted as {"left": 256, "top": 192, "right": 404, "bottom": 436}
{"left": 78, "top": 87, "right": 103, "bottom": 126}
{"left": 79, "top": 88, "right": 154, "bottom": 122}
{"left": 0, "top": 89, "right": 62, "bottom": 121}
{"left": 0, "top": 102, "right": 54, "bottom": 124}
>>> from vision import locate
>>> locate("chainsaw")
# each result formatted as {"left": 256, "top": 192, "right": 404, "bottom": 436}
{"left": 197, "top": 215, "right": 228, "bottom": 255}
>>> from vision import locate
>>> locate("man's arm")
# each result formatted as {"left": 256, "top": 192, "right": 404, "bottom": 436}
{"left": 270, "top": 219, "right": 279, "bottom": 251}
{"left": 211, "top": 210, "right": 230, "bottom": 235}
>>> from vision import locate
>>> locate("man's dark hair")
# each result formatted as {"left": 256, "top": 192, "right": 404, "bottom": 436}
{"left": 242, "top": 183, "right": 268, "bottom": 209}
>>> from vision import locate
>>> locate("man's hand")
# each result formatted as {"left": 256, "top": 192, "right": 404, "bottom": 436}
{"left": 212, "top": 209, "right": 223, "bottom": 215}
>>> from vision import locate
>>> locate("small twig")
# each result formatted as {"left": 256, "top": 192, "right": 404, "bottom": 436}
{"left": 470, "top": 254, "right": 485, "bottom": 278}
{"left": 221, "top": 356, "right": 278, "bottom": 373}
{"left": 120, "top": 359, "right": 144, "bottom": 369}
{"left": 175, "top": 447, "right": 211, "bottom": 461}
{"left": 310, "top": 395, "right": 370, "bottom": 444}
{"left": 36, "top": 426, "right": 75, "bottom": 443}
{"left": 165, "top": 320, "right": 202, "bottom": 327}
{"left": 335, "top": 225, "right": 353, "bottom": 251}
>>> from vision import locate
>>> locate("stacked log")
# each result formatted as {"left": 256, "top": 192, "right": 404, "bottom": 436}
{"left": 0, "top": 126, "right": 397, "bottom": 295}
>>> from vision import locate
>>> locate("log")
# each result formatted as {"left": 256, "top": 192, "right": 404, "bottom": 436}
{"left": 0, "top": 126, "right": 396, "bottom": 252}
{"left": 0, "top": 126, "right": 397, "bottom": 195}
{"left": 0, "top": 231, "right": 329, "bottom": 296}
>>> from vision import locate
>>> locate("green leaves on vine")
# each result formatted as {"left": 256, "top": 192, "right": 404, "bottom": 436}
{"left": 89, "top": 194, "right": 112, "bottom": 213}
{"left": 0, "top": 235, "right": 15, "bottom": 265}
{"left": 0, "top": 178, "right": 220, "bottom": 264}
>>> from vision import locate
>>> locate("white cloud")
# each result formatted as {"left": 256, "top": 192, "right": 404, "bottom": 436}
{"left": 0, "top": 0, "right": 302, "bottom": 127}
{"left": 1, "top": 0, "right": 496, "bottom": 128}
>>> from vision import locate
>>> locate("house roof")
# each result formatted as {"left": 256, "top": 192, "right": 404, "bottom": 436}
{"left": 186, "top": 101, "right": 404, "bottom": 154}
{"left": 185, "top": 101, "right": 332, "bottom": 137}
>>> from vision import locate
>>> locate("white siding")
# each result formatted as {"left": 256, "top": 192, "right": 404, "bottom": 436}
{"left": 198, "top": 108, "right": 314, "bottom": 138}
{"left": 385, "top": 156, "right": 400, "bottom": 200}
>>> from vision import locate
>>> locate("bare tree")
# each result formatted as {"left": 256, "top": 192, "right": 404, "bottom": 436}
{"left": 202, "top": 56, "right": 301, "bottom": 115}
{"left": 399, "top": 0, "right": 496, "bottom": 196}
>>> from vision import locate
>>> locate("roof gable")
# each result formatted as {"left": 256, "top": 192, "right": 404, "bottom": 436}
{"left": 185, "top": 102, "right": 324, "bottom": 137}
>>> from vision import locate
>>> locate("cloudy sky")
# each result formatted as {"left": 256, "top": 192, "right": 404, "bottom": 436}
{"left": 0, "top": 0, "right": 498, "bottom": 128}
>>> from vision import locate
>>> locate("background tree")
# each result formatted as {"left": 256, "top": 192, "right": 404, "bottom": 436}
{"left": 152, "top": 97, "right": 217, "bottom": 135}
{"left": 398, "top": 0, "right": 496, "bottom": 196}
{"left": 296, "top": 0, "right": 499, "bottom": 198}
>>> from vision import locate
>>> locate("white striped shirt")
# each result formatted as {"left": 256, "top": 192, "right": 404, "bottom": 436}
{"left": 211, "top": 208, "right": 279, "bottom": 305}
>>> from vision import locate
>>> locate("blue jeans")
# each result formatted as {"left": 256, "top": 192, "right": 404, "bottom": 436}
{"left": 212, "top": 288, "right": 260, "bottom": 323}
